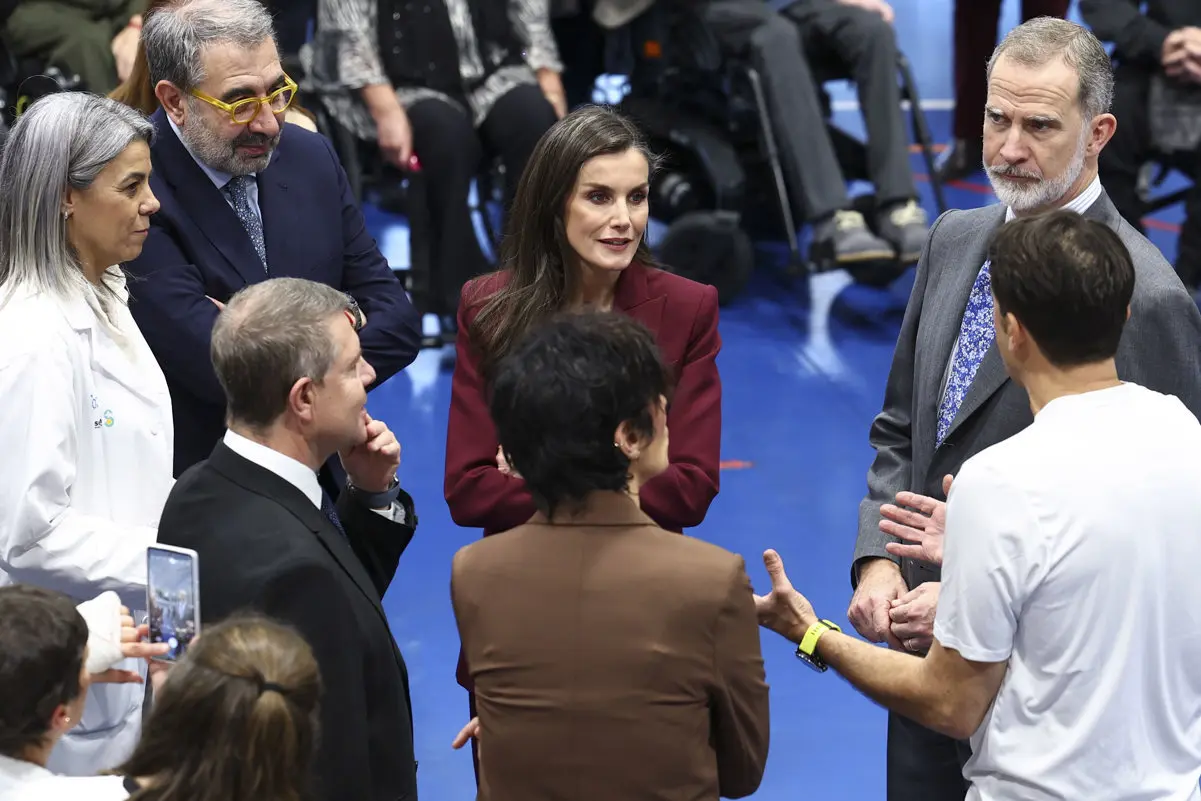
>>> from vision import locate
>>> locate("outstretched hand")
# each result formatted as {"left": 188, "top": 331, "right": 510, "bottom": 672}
{"left": 882, "top": 474, "right": 952, "bottom": 566}
{"left": 752, "top": 549, "right": 818, "bottom": 645}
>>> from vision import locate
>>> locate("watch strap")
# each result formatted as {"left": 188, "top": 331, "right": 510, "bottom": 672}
{"left": 347, "top": 476, "right": 401, "bottom": 508}
{"left": 796, "top": 619, "right": 841, "bottom": 672}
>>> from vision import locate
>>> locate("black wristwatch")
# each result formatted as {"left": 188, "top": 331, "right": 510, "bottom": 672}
{"left": 347, "top": 475, "right": 401, "bottom": 508}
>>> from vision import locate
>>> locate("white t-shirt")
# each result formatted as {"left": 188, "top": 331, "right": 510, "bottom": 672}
{"left": 935, "top": 383, "right": 1201, "bottom": 801}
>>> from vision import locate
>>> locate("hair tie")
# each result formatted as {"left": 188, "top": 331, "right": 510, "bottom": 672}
{"left": 259, "top": 681, "right": 288, "bottom": 697}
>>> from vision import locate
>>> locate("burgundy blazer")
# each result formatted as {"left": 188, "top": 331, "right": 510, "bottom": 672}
{"left": 443, "top": 262, "right": 723, "bottom": 538}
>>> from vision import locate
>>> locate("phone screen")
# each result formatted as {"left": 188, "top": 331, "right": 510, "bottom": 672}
{"left": 147, "top": 547, "right": 199, "bottom": 661}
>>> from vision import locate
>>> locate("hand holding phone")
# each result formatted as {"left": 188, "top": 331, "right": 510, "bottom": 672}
{"left": 146, "top": 545, "right": 201, "bottom": 662}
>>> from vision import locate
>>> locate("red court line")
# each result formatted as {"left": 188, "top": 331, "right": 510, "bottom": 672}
{"left": 911, "top": 173, "right": 1183, "bottom": 235}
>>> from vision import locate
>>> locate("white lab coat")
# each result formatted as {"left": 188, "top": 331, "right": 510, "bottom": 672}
{"left": 0, "top": 269, "right": 174, "bottom": 777}
{"left": 0, "top": 755, "right": 129, "bottom": 801}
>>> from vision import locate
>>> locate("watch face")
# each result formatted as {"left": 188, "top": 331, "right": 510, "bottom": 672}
{"left": 795, "top": 649, "right": 828, "bottom": 673}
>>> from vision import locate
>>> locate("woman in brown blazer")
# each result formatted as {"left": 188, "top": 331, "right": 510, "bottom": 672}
{"left": 450, "top": 311, "right": 769, "bottom": 801}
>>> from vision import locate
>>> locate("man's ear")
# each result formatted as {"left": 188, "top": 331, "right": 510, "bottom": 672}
{"left": 156, "top": 81, "right": 187, "bottom": 124}
{"left": 288, "top": 376, "right": 317, "bottom": 424}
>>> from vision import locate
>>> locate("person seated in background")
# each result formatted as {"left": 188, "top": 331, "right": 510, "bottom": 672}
{"left": 107, "top": 0, "right": 318, "bottom": 130}
{"left": 695, "top": 0, "right": 929, "bottom": 266}
{"left": 124, "top": 0, "right": 421, "bottom": 497}
{"left": 157, "top": 278, "right": 419, "bottom": 801}
{"left": 451, "top": 310, "right": 770, "bottom": 801}
{"left": 757, "top": 211, "right": 1201, "bottom": 801}
{"left": 0, "top": 92, "right": 173, "bottom": 778}
{"left": 2, "top": 0, "right": 143, "bottom": 94}
{"left": 115, "top": 616, "right": 323, "bottom": 801}
{"left": 309, "top": 0, "right": 563, "bottom": 337}
{"left": 1080, "top": 0, "right": 1201, "bottom": 290}
{"left": 0, "top": 585, "right": 166, "bottom": 800}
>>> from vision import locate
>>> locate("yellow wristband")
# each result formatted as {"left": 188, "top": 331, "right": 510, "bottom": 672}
{"left": 796, "top": 619, "right": 841, "bottom": 672}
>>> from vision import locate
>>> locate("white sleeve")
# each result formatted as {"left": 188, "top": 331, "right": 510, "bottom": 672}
{"left": 933, "top": 457, "right": 1041, "bottom": 663}
{"left": 0, "top": 343, "right": 153, "bottom": 609}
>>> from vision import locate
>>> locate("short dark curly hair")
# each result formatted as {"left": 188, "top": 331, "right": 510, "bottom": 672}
{"left": 0, "top": 585, "right": 89, "bottom": 757}
{"left": 489, "top": 311, "right": 672, "bottom": 518}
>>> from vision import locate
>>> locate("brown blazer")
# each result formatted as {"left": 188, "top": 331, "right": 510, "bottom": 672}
{"left": 451, "top": 492, "right": 770, "bottom": 801}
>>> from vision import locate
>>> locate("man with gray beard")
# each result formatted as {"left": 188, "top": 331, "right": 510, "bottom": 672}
{"left": 845, "top": 17, "right": 1201, "bottom": 801}
{"left": 123, "top": 0, "right": 422, "bottom": 497}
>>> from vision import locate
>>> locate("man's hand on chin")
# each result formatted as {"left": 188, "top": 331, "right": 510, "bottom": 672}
{"left": 339, "top": 412, "right": 401, "bottom": 493}
{"left": 753, "top": 549, "right": 819, "bottom": 644}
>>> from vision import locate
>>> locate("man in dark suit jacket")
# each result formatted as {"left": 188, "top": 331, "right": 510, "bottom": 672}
{"left": 849, "top": 19, "right": 1201, "bottom": 801}
{"left": 158, "top": 277, "right": 419, "bottom": 801}
{"left": 126, "top": 0, "right": 422, "bottom": 489}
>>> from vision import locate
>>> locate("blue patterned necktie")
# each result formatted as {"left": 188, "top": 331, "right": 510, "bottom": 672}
{"left": 936, "top": 261, "right": 995, "bottom": 447}
{"left": 222, "top": 175, "right": 267, "bottom": 272}
{"left": 320, "top": 490, "right": 346, "bottom": 539}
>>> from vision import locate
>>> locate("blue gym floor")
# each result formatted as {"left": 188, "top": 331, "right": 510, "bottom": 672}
{"left": 359, "top": 1, "right": 1191, "bottom": 797}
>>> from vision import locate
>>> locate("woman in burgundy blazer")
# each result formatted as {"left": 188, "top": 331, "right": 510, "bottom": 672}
{"left": 443, "top": 107, "right": 722, "bottom": 540}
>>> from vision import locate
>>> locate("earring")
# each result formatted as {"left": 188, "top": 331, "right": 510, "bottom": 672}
{"left": 63, "top": 716, "right": 71, "bottom": 724}
{"left": 63, "top": 209, "right": 70, "bottom": 220}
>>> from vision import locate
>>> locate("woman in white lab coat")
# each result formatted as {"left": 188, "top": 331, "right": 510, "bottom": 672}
{"left": 0, "top": 93, "right": 173, "bottom": 777}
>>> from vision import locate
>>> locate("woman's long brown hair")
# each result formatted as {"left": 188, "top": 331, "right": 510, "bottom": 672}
{"left": 115, "top": 615, "right": 322, "bottom": 801}
{"left": 108, "top": 0, "right": 169, "bottom": 115}
{"left": 468, "top": 104, "right": 659, "bottom": 373}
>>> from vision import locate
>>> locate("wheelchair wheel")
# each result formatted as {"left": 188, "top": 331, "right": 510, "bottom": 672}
{"left": 655, "top": 211, "right": 753, "bottom": 306}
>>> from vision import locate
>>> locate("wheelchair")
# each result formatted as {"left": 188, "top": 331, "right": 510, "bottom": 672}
{"left": 0, "top": 31, "right": 82, "bottom": 132}
{"left": 614, "top": 2, "right": 945, "bottom": 298}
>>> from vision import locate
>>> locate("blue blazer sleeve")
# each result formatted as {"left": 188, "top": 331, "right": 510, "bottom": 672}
{"left": 126, "top": 220, "right": 227, "bottom": 407}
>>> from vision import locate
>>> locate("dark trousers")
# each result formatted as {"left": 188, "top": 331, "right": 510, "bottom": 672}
{"left": 887, "top": 712, "right": 972, "bottom": 801}
{"left": 698, "top": 0, "right": 915, "bottom": 220}
{"left": 407, "top": 84, "right": 557, "bottom": 316}
{"left": 950, "top": 0, "right": 1072, "bottom": 140}
{"left": 1100, "top": 65, "right": 1201, "bottom": 288}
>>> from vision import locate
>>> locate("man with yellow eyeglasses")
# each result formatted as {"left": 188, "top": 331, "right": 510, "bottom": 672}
{"left": 125, "top": 0, "right": 423, "bottom": 502}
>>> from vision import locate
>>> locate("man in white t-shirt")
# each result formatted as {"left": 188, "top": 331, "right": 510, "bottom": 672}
{"left": 755, "top": 209, "right": 1201, "bottom": 801}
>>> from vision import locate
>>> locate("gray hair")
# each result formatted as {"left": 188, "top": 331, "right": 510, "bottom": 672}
{"left": 0, "top": 93, "right": 154, "bottom": 305}
{"left": 987, "top": 17, "right": 1114, "bottom": 121}
{"left": 143, "top": 0, "right": 277, "bottom": 92}
{"left": 211, "top": 278, "right": 352, "bottom": 430}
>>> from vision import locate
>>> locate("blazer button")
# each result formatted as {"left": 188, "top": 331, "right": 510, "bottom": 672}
{"left": 392, "top": 10, "right": 400, "bottom": 19}
{"left": 393, "top": 45, "right": 401, "bottom": 54}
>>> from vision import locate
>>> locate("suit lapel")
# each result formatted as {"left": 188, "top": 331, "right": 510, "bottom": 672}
{"left": 207, "top": 444, "right": 388, "bottom": 620}
{"left": 937, "top": 190, "right": 1119, "bottom": 443}
{"left": 150, "top": 110, "right": 268, "bottom": 286}
{"left": 925, "top": 205, "right": 1005, "bottom": 443}
{"left": 614, "top": 262, "right": 666, "bottom": 334}
{"left": 255, "top": 138, "right": 291, "bottom": 275}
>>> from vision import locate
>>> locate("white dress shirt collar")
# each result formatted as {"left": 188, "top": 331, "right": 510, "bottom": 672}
{"left": 1004, "top": 173, "right": 1103, "bottom": 222}
{"left": 167, "top": 116, "right": 243, "bottom": 190}
{"left": 222, "top": 429, "right": 322, "bottom": 509}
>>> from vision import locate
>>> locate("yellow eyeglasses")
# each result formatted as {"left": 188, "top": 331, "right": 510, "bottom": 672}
{"left": 190, "top": 76, "right": 298, "bottom": 125}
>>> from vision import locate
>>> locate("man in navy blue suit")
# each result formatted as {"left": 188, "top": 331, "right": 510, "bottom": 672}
{"left": 126, "top": 0, "right": 422, "bottom": 494}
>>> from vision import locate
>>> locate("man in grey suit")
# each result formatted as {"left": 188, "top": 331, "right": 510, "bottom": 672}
{"left": 848, "top": 17, "right": 1201, "bottom": 801}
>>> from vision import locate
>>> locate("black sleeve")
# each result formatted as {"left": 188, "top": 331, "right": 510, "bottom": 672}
{"left": 337, "top": 488, "right": 417, "bottom": 598}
